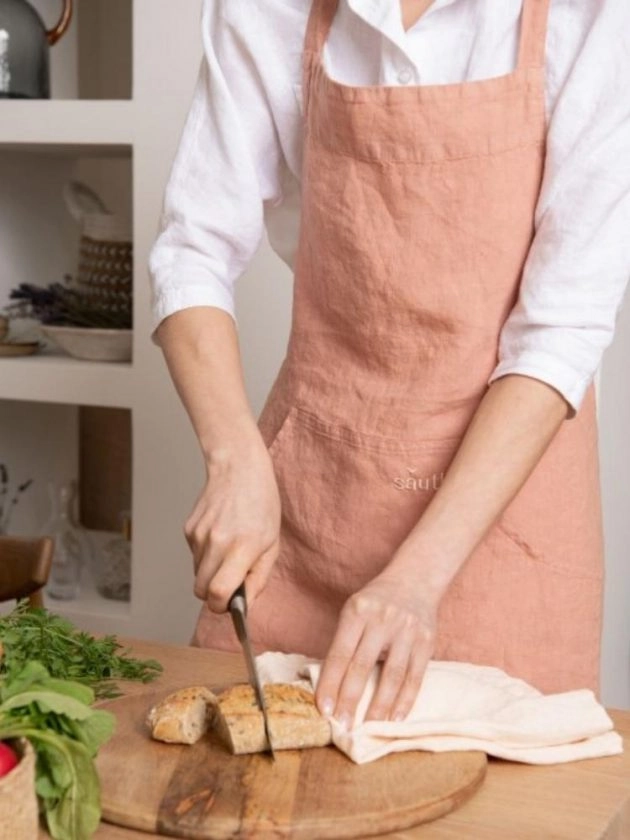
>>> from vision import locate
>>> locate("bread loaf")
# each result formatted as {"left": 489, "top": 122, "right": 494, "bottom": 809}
{"left": 147, "top": 682, "right": 332, "bottom": 755}
{"left": 213, "top": 683, "right": 332, "bottom": 755}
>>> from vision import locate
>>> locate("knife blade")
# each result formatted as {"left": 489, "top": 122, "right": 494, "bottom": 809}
{"left": 228, "top": 582, "right": 276, "bottom": 760}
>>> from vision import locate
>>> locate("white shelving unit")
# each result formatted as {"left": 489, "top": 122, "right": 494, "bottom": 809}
{"left": 0, "top": 354, "right": 133, "bottom": 407}
{"left": 0, "top": 0, "right": 207, "bottom": 642}
{"left": 0, "top": 101, "right": 134, "bottom": 148}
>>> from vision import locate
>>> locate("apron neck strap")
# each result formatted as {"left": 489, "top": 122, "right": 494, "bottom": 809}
{"left": 303, "top": 0, "right": 339, "bottom": 61}
{"left": 517, "top": 0, "right": 552, "bottom": 72}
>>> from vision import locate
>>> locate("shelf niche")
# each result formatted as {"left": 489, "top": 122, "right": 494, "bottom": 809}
{"left": 30, "top": 0, "right": 132, "bottom": 100}
{"left": 0, "top": 397, "right": 133, "bottom": 623}
{"left": 0, "top": 144, "right": 133, "bottom": 373}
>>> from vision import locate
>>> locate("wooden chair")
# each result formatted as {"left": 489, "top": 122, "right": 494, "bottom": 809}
{"left": 0, "top": 536, "right": 54, "bottom": 607}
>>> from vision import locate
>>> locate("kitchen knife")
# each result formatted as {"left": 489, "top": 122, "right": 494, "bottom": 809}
{"left": 228, "top": 581, "right": 276, "bottom": 760}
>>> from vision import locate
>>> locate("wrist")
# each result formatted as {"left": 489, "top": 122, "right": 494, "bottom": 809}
{"left": 200, "top": 417, "right": 263, "bottom": 468}
{"left": 387, "top": 533, "right": 463, "bottom": 601}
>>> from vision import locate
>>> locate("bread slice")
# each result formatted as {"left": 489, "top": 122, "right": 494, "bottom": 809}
{"left": 214, "top": 683, "right": 332, "bottom": 755}
{"left": 146, "top": 686, "right": 218, "bottom": 745}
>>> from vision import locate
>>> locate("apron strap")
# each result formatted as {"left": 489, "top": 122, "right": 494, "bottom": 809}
{"left": 303, "top": 0, "right": 338, "bottom": 60}
{"left": 301, "top": 0, "right": 338, "bottom": 121}
{"left": 517, "top": 0, "right": 552, "bottom": 72}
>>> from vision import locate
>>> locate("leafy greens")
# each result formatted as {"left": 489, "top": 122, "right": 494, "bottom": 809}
{"left": 0, "top": 661, "right": 116, "bottom": 840}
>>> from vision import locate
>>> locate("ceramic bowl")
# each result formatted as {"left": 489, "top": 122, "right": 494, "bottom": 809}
{"left": 41, "top": 326, "right": 132, "bottom": 363}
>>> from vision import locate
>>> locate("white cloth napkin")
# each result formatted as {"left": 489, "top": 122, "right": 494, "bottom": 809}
{"left": 256, "top": 653, "right": 623, "bottom": 765}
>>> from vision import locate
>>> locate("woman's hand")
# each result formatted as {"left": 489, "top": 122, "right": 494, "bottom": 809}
{"left": 315, "top": 570, "right": 439, "bottom": 727}
{"left": 184, "top": 431, "right": 282, "bottom": 613}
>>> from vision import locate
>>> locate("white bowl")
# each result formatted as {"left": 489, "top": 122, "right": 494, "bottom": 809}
{"left": 41, "top": 326, "right": 132, "bottom": 363}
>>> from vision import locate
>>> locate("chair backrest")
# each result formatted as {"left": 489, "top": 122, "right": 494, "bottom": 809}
{"left": 0, "top": 536, "right": 54, "bottom": 607}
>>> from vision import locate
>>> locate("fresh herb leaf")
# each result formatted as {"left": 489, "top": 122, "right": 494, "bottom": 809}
{"left": 0, "top": 602, "right": 162, "bottom": 698}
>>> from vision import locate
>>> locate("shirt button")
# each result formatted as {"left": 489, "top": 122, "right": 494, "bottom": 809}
{"left": 397, "top": 67, "right": 413, "bottom": 85}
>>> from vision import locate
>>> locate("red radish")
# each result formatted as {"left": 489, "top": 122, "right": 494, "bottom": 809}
{"left": 0, "top": 742, "right": 18, "bottom": 777}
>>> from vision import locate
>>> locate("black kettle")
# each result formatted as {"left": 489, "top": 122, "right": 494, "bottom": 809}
{"left": 0, "top": 0, "right": 73, "bottom": 99}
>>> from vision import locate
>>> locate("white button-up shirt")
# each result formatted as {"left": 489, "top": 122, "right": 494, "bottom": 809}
{"left": 148, "top": 0, "right": 630, "bottom": 416}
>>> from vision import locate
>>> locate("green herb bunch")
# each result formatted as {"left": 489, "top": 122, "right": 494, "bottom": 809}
{"left": 0, "top": 661, "right": 116, "bottom": 840}
{"left": 0, "top": 602, "right": 162, "bottom": 699}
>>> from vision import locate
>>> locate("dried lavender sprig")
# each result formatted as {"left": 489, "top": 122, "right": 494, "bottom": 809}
{"left": 6, "top": 279, "right": 132, "bottom": 329}
{"left": 0, "top": 464, "right": 8, "bottom": 525}
{"left": 0, "top": 467, "right": 33, "bottom": 533}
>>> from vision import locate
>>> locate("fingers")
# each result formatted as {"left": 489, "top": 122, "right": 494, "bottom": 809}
{"left": 192, "top": 525, "right": 280, "bottom": 611}
{"left": 316, "top": 589, "right": 436, "bottom": 727}
{"left": 315, "top": 606, "right": 365, "bottom": 720}
{"left": 184, "top": 440, "right": 282, "bottom": 613}
{"left": 191, "top": 525, "right": 222, "bottom": 601}
{"left": 244, "top": 542, "right": 280, "bottom": 605}
{"left": 332, "top": 626, "right": 389, "bottom": 730}
{"left": 205, "top": 538, "right": 280, "bottom": 611}
{"left": 389, "top": 639, "right": 432, "bottom": 722}
{"left": 363, "top": 628, "right": 415, "bottom": 722}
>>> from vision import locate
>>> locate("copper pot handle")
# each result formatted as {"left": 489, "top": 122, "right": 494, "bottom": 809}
{"left": 46, "top": 0, "right": 73, "bottom": 46}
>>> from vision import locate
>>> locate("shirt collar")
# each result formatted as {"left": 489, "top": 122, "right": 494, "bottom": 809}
{"left": 344, "top": 0, "right": 462, "bottom": 52}
{"left": 346, "top": 0, "right": 462, "bottom": 30}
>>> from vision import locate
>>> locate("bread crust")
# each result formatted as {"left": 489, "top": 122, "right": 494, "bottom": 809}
{"left": 146, "top": 686, "right": 218, "bottom": 745}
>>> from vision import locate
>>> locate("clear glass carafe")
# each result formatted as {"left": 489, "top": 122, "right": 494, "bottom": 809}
{"left": 43, "top": 481, "right": 82, "bottom": 600}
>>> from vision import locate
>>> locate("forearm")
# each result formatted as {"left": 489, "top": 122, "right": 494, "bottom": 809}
{"left": 156, "top": 307, "right": 260, "bottom": 465}
{"left": 391, "top": 374, "right": 570, "bottom": 594}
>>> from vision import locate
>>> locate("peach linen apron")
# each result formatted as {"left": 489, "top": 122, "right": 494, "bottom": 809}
{"left": 193, "top": 0, "right": 605, "bottom": 694}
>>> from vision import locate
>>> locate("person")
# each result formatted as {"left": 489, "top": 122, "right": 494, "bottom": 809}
{"left": 149, "top": 0, "right": 630, "bottom": 727}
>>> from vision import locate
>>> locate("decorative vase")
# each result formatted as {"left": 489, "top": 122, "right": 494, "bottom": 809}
{"left": 0, "top": 0, "right": 73, "bottom": 99}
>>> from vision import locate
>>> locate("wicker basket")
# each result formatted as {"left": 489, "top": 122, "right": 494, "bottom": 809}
{"left": 74, "top": 213, "right": 133, "bottom": 324}
{"left": 0, "top": 738, "right": 39, "bottom": 840}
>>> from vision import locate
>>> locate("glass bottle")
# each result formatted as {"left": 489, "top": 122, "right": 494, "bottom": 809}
{"left": 97, "top": 512, "right": 131, "bottom": 601}
{"left": 44, "top": 481, "right": 82, "bottom": 600}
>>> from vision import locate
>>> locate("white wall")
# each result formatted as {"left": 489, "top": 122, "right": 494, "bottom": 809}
{"left": 0, "top": 399, "right": 78, "bottom": 535}
{"left": 598, "top": 297, "right": 630, "bottom": 709}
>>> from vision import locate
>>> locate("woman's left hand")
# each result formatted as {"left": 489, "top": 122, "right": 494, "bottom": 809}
{"left": 314, "top": 571, "right": 439, "bottom": 727}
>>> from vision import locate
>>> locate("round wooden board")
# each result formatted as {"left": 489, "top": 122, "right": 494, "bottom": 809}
{"left": 96, "top": 689, "right": 487, "bottom": 840}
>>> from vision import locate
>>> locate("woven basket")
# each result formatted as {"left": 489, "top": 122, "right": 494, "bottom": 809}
{"left": 0, "top": 739, "right": 39, "bottom": 840}
{"left": 75, "top": 213, "right": 133, "bottom": 322}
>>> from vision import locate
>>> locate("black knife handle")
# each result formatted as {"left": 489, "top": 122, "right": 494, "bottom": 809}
{"left": 228, "top": 581, "right": 247, "bottom": 617}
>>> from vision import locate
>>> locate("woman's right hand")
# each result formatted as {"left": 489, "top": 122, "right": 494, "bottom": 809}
{"left": 184, "top": 429, "right": 282, "bottom": 613}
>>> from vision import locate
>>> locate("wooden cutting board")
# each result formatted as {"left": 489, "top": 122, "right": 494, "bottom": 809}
{"left": 96, "top": 689, "right": 487, "bottom": 840}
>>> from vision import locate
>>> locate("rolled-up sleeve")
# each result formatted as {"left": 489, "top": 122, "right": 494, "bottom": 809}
{"left": 487, "top": 0, "right": 630, "bottom": 419}
{"left": 148, "top": 0, "right": 285, "bottom": 341}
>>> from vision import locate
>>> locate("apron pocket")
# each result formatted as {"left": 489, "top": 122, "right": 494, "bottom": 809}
{"left": 268, "top": 404, "right": 461, "bottom": 594}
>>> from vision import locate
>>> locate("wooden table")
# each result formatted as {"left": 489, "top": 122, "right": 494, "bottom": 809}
{"left": 39, "top": 638, "right": 630, "bottom": 840}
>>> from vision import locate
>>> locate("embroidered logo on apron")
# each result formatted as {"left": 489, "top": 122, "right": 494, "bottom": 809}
{"left": 393, "top": 468, "right": 445, "bottom": 492}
